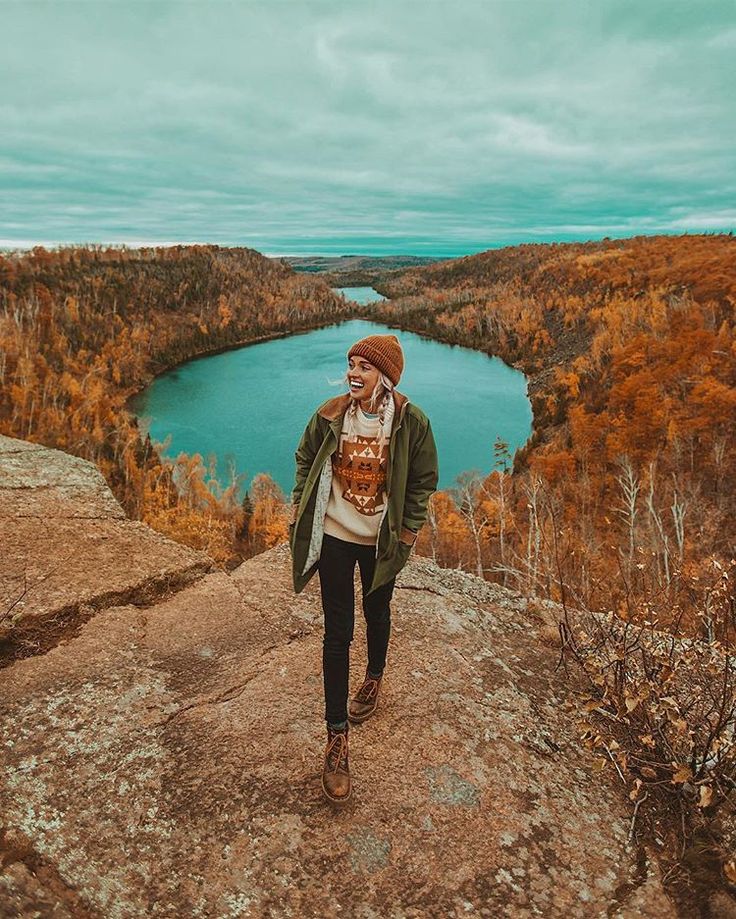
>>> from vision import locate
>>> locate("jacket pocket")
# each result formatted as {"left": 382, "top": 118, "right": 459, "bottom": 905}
{"left": 396, "top": 539, "right": 412, "bottom": 569}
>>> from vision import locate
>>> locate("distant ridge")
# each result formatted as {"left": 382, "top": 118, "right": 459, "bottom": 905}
{"left": 280, "top": 254, "right": 444, "bottom": 286}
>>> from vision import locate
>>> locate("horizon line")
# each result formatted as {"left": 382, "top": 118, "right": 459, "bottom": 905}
{"left": 0, "top": 228, "right": 732, "bottom": 259}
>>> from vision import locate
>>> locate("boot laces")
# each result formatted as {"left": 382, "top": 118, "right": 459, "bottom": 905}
{"left": 326, "top": 730, "right": 349, "bottom": 773}
{"left": 355, "top": 675, "right": 380, "bottom": 704}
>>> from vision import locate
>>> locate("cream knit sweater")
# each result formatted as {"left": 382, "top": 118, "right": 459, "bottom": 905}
{"left": 323, "top": 404, "right": 391, "bottom": 545}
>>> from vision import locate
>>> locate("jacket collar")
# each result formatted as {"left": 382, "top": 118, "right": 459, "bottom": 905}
{"left": 318, "top": 388, "right": 410, "bottom": 423}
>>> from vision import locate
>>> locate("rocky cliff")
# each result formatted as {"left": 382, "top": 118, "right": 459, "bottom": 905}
{"left": 0, "top": 434, "right": 677, "bottom": 917}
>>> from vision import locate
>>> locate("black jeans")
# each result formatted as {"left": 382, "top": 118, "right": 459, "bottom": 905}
{"left": 317, "top": 533, "right": 396, "bottom": 726}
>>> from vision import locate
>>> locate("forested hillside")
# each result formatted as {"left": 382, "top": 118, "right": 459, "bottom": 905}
{"left": 367, "top": 235, "right": 736, "bottom": 867}
{"left": 0, "top": 244, "right": 353, "bottom": 562}
{"left": 371, "top": 233, "right": 735, "bottom": 634}
{"left": 3, "top": 236, "right": 733, "bottom": 627}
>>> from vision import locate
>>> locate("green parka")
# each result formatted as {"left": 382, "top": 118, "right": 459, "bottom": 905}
{"left": 288, "top": 389, "right": 439, "bottom": 596}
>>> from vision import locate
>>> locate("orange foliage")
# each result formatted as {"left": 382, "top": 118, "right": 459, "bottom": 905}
{"left": 372, "top": 233, "right": 736, "bottom": 638}
{"left": 0, "top": 244, "right": 352, "bottom": 564}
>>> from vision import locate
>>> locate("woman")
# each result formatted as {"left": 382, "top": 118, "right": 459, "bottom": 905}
{"left": 288, "top": 332, "right": 439, "bottom": 804}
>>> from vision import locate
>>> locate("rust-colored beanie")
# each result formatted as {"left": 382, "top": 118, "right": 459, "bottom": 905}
{"left": 347, "top": 334, "right": 404, "bottom": 386}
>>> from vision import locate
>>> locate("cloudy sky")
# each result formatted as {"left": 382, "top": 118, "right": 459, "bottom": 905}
{"left": 1, "top": 0, "right": 734, "bottom": 255}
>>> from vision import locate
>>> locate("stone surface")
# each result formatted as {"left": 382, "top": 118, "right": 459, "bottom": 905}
{"left": 0, "top": 434, "right": 125, "bottom": 519}
{"left": 0, "top": 434, "right": 679, "bottom": 917}
{"left": 0, "top": 436, "right": 213, "bottom": 649}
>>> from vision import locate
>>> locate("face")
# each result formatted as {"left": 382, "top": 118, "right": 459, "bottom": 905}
{"left": 347, "top": 355, "right": 381, "bottom": 402}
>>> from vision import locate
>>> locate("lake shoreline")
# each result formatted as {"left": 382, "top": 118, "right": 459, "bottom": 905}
{"left": 120, "top": 307, "right": 443, "bottom": 412}
{"left": 127, "top": 312, "right": 533, "bottom": 495}
{"left": 120, "top": 318, "right": 359, "bottom": 411}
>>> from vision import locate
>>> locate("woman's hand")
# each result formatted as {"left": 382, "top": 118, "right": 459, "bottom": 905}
{"left": 399, "top": 525, "right": 418, "bottom": 546}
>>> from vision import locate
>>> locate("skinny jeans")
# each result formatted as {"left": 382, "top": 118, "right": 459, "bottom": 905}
{"left": 317, "top": 533, "right": 396, "bottom": 725}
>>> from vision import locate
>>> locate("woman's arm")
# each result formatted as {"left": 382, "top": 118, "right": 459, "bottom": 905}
{"left": 400, "top": 417, "right": 439, "bottom": 543}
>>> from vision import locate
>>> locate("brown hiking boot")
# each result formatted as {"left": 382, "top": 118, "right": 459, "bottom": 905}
{"left": 322, "top": 726, "right": 352, "bottom": 803}
{"left": 348, "top": 669, "right": 383, "bottom": 723}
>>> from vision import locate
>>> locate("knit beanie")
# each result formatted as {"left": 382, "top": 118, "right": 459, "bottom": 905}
{"left": 347, "top": 334, "right": 404, "bottom": 386}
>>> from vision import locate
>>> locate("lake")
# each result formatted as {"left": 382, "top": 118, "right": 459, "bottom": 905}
{"left": 334, "top": 286, "right": 387, "bottom": 304}
{"left": 127, "top": 319, "right": 532, "bottom": 501}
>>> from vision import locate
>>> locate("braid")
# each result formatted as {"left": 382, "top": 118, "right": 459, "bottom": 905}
{"left": 345, "top": 397, "right": 359, "bottom": 443}
{"left": 377, "top": 389, "right": 388, "bottom": 426}
{"left": 376, "top": 374, "right": 394, "bottom": 453}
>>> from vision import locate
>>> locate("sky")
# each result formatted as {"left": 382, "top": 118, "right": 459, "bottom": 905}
{"left": 1, "top": 0, "right": 735, "bottom": 256}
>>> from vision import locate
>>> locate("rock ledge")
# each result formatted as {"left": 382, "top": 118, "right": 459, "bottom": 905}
{"left": 0, "top": 435, "right": 675, "bottom": 917}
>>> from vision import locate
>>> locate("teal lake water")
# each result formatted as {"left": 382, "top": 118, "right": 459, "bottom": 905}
{"left": 127, "top": 319, "right": 532, "bottom": 500}
{"left": 334, "top": 286, "right": 387, "bottom": 304}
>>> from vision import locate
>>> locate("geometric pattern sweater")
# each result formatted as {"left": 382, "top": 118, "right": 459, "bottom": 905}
{"left": 323, "top": 405, "right": 388, "bottom": 545}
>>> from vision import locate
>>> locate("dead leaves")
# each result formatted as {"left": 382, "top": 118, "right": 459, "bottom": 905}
{"left": 671, "top": 764, "right": 693, "bottom": 785}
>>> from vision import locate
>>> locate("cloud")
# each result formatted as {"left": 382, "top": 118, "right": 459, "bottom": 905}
{"left": 0, "top": 0, "right": 734, "bottom": 253}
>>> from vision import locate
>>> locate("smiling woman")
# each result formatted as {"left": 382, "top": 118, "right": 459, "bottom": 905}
{"left": 287, "top": 331, "right": 439, "bottom": 804}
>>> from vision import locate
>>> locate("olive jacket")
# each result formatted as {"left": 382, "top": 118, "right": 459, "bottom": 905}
{"left": 288, "top": 389, "right": 439, "bottom": 596}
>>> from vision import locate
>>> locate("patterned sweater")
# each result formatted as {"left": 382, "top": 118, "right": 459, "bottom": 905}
{"left": 323, "top": 405, "right": 389, "bottom": 544}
